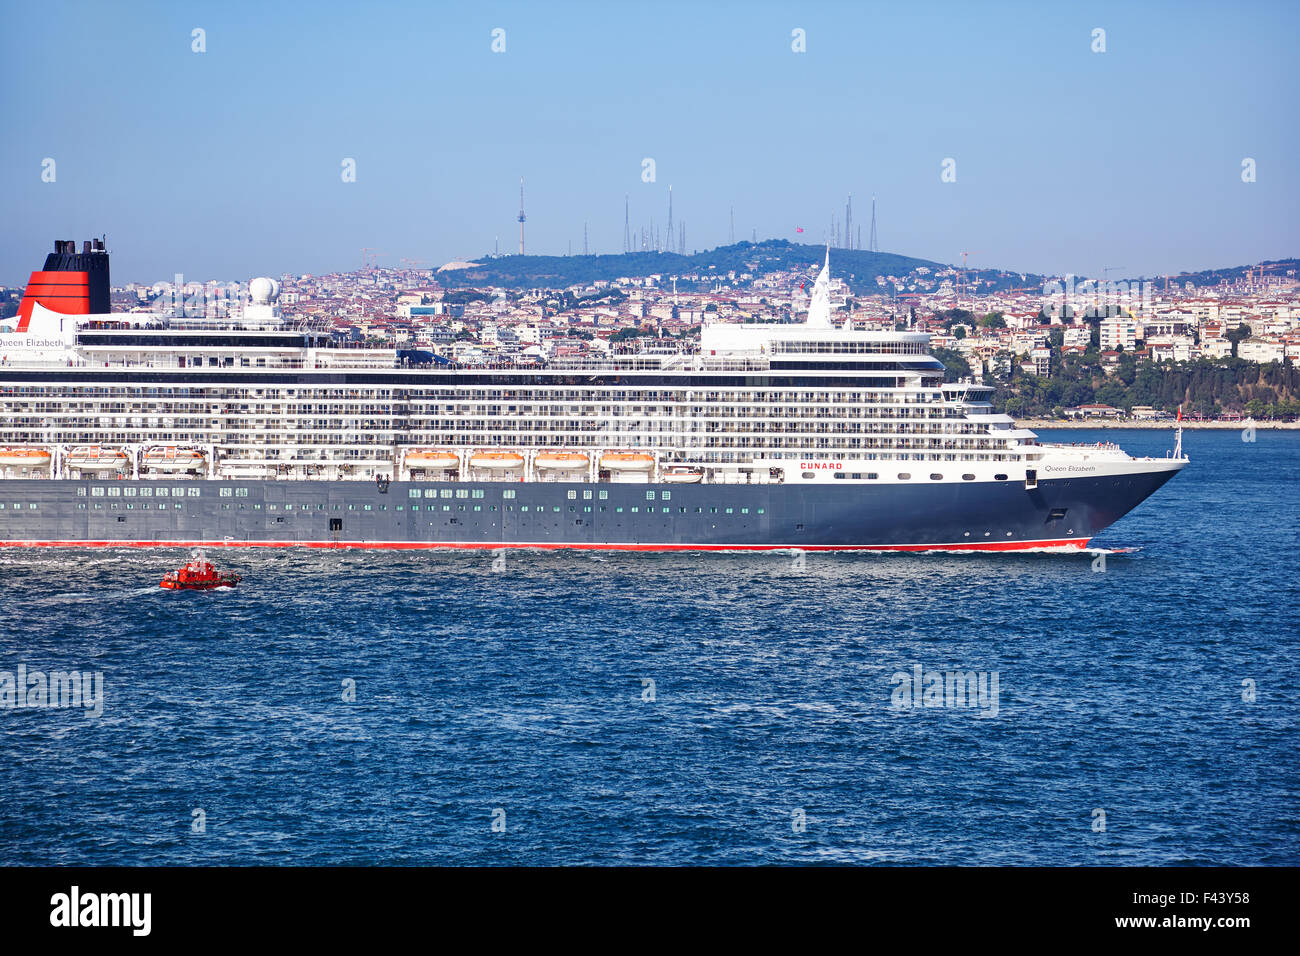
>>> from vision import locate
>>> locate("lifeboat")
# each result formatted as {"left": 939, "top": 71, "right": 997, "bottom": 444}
{"left": 535, "top": 451, "right": 589, "bottom": 470}
{"left": 600, "top": 452, "right": 655, "bottom": 472}
{"left": 468, "top": 451, "right": 525, "bottom": 470}
{"left": 143, "top": 446, "right": 207, "bottom": 471}
{"left": 405, "top": 449, "right": 460, "bottom": 470}
{"left": 661, "top": 467, "right": 704, "bottom": 483}
{"left": 65, "top": 446, "right": 128, "bottom": 471}
{"left": 0, "top": 447, "right": 52, "bottom": 468}
{"left": 159, "top": 552, "right": 241, "bottom": 591}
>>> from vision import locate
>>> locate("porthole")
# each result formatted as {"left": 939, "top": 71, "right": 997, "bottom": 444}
{"left": 994, "top": 474, "right": 1008, "bottom": 481}
{"left": 897, "top": 472, "right": 911, "bottom": 480}
{"left": 929, "top": 474, "right": 943, "bottom": 481}
{"left": 962, "top": 474, "right": 975, "bottom": 481}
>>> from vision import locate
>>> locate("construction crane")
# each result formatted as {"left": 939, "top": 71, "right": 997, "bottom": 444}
{"left": 359, "top": 247, "right": 386, "bottom": 270}
{"left": 957, "top": 250, "right": 980, "bottom": 302}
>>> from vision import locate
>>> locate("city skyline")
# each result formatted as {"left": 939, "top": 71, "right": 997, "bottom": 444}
{"left": 1, "top": 0, "right": 1297, "bottom": 285}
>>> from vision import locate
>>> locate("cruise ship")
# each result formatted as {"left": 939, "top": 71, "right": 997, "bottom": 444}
{"left": 0, "top": 239, "right": 1186, "bottom": 551}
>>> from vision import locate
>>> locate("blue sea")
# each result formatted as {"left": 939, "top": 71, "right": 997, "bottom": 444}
{"left": 1, "top": 429, "right": 1296, "bottom": 865}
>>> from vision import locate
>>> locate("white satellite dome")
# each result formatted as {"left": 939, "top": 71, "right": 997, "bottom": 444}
{"left": 248, "top": 277, "right": 278, "bottom": 304}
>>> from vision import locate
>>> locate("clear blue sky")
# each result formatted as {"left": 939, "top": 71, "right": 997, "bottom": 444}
{"left": 1, "top": 0, "right": 1296, "bottom": 285}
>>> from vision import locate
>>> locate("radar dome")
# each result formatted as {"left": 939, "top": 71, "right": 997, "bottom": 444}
{"left": 249, "top": 277, "right": 278, "bottom": 304}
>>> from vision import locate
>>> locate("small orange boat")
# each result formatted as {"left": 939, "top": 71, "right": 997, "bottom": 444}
{"left": 160, "top": 552, "right": 241, "bottom": 590}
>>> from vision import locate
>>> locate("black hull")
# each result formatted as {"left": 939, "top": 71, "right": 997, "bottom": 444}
{"left": 0, "top": 467, "right": 1182, "bottom": 551}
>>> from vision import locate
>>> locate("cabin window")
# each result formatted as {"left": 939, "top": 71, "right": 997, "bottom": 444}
{"left": 962, "top": 474, "right": 975, "bottom": 481}
{"left": 802, "top": 471, "right": 815, "bottom": 479}
{"left": 930, "top": 474, "right": 943, "bottom": 481}
{"left": 897, "top": 473, "right": 911, "bottom": 480}
{"left": 567, "top": 490, "right": 577, "bottom": 499}
{"left": 994, "top": 474, "right": 1008, "bottom": 481}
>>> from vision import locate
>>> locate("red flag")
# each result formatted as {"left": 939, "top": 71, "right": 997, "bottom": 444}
{"left": 1177, "top": 405, "right": 1182, "bottom": 421}
{"left": 795, "top": 227, "right": 804, "bottom": 233}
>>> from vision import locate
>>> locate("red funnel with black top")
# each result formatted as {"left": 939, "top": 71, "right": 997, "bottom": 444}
{"left": 15, "top": 238, "right": 110, "bottom": 331}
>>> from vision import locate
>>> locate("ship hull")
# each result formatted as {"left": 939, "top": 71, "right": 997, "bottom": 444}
{"left": 0, "top": 465, "right": 1181, "bottom": 551}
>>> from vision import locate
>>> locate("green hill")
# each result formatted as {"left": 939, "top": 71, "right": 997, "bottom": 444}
{"left": 436, "top": 240, "right": 952, "bottom": 294}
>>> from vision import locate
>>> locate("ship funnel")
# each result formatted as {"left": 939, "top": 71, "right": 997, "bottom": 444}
{"left": 14, "top": 237, "right": 111, "bottom": 331}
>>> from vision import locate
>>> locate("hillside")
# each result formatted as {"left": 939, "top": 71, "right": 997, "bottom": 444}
{"left": 436, "top": 240, "right": 956, "bottom": 294}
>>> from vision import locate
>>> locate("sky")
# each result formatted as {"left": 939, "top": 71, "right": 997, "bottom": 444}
{"left": 1, "top": 0, "right": 1297, "bottom": 286}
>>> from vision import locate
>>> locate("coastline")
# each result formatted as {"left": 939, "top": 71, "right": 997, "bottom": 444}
{"left": 1018, "top": 419, "right": 1298, "bottom": 430}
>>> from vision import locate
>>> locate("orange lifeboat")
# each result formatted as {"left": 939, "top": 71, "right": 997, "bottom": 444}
{"left": 143, "top": 446, "right": 207, "bottom": 472}
{"left": 600, "top": 452, "right": 655, "bottom": 472}
{"left": 661, "top": 467, "right": 704, "bottom": 483}
{"left": 468, "top": 450, "right": 525, "bottom": 470}
{"left": 65, "top": 445, "right": 128, "bottom": 471}
{"left": 405, "top": 448, "right": 460, "bottom": 470}
{"left": 0, "top": 447, "right": 52, "bottom": 468}
{"left": 535, "top": 451, "right": 589, "bottom": 470}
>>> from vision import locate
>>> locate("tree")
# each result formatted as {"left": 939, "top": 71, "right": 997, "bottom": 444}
{"left": 980, "top": 311, "right": 1006, "bottom": 329}
{"left": 1225, "top": 323, "right": 1251, "bottom": 357}
{"left": 931, "top": 346, "right": 972, "bottom": 383}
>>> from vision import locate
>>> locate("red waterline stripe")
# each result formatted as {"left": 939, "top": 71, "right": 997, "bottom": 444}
{"left": 0, "top": 538, "right": 1091, "bottom": 553}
